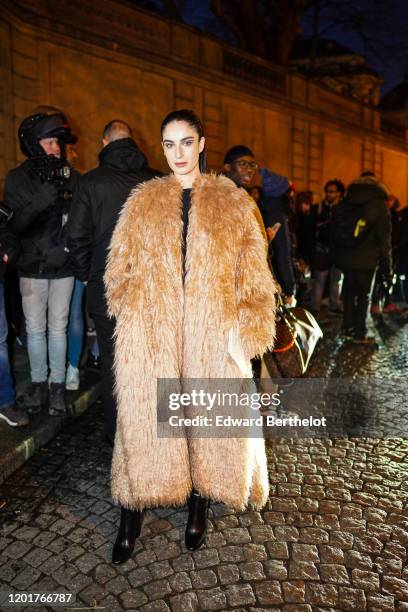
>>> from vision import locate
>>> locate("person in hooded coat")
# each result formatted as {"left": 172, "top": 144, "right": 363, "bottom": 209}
{"left": 104, "top": 109, "right": 278, "bottom": 564}
{"left": 333, "top": 172, "right": 392, "bottom": 343}
{"left": 67, "top": 120, "right": 158, "bottom": 442}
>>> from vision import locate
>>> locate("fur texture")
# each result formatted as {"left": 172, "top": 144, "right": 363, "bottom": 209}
{"left": 104, "top": 173, "right": 277, "bottom": 511}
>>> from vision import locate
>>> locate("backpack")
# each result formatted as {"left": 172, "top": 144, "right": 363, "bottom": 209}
{"left": 332, "top": 199, "right": 371, "bottom": 249}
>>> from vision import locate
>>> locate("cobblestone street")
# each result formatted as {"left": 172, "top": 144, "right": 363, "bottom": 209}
{"left": 0, "top": 312, "right": 407, "bottom": 611}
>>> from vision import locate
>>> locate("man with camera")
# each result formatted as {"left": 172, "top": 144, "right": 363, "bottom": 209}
{"left": 0, "top": 203, "right": 29, "bottom": 427}
{"left": 4, "top": 112, "right": 79, "bottom": 416}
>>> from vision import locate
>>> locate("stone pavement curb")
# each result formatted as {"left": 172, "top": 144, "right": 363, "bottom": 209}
{"left": 0, "top": 375, "right": 101, "bottom": 486}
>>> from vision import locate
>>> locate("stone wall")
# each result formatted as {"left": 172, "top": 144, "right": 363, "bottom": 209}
{"left": 1, "top": 0, "right": 408, "bottom": 203}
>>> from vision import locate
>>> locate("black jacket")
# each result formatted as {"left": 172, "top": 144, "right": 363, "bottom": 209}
{"left": 67, "top": 138, "right": 159, "bottom": 315}
{"left": 310, "top": 200, "right": 338, "bottom": 271}
{"left": 333, "top": 177, "right": 392, "bottom": 275}
{"left": 295, "top": 213, "right": 316, "bottom": 266}
{"left": 0, "top": 223, "right": 20, "bottom": 279}
{"left": 4, "top": 159, "right": 79, "bottom": 278}
{"left": 259, "top": 194, "right": 296, "bottom": 296}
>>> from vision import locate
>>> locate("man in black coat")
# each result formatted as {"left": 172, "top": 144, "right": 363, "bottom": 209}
{"left": 333, "top": 173, "right": 392, "bottom": 343}
{"left": 310, "top": 179, "right": 345, "bottom": 314}
{"left": 67, "top": 120, "right": 158, "bottom": 444}
{"left": 5, "top": 112, "right": 79, "bottom": 415}
{"left": 223, "top": 146, "right": 295, "bottom": 303}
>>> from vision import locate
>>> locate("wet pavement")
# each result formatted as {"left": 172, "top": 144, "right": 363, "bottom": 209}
{"left": 0, "top": 309, "right": 407, "bottom": 611}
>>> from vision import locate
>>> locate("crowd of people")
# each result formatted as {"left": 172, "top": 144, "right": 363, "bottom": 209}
{"left": 1, "top": 104, "right": 408, "bottom": 562}
{"left": 289, "top": 176, "right": 408, "bottom": 330}
{"left": 1, "top": 106, "right": 407, "bottom": 434}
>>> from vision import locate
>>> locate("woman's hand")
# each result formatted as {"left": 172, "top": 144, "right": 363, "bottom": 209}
{"left": 266, "top": 222, "right": 281, "bottom": 242}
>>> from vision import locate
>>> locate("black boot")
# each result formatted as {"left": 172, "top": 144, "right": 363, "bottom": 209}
{"left": 49, "top": 383, "right": 66, "bottom": 417}
{"left": 27, "top": 381, "right": 48, "bottom": 414}
{"left": 185, "top": 489, "right": 210, "bottom": 551}
{"left": 112, "top": 507, "right": 143, "bottom": 564}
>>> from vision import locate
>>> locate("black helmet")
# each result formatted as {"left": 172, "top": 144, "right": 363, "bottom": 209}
{"left": 18, "top": 112, "right": 77, "bottom": 158}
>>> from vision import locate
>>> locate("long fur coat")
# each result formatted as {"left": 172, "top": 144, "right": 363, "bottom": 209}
{"left": 104, "top": 173, "right": 277, "bottom": 511}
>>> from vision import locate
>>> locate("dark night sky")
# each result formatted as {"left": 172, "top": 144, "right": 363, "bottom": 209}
{"left": 300, "top": 0, "right": 408, "bottom": 95}
{"left": 167, "top": 0, "right": 408, "bottom": 96}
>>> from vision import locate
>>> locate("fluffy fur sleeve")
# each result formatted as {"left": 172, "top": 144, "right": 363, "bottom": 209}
{"left": 236, "top": 199, "right": 278, "bottom": 360}
{"left": 104, "top": 185, "right": 142, "bottom": 319}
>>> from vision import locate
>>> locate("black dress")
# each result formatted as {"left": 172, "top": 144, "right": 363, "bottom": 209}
{"left": 182, "top": 188, "right": 192, "bottom": 278}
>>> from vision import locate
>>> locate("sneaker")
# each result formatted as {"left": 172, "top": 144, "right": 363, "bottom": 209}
{"left": 27, "top": 381, "right": 48, "bottom": 414}
{"left": 65, "top": 364, "right": 80, "bottom": 391}
{"left": 86, "top": 351, "right": 101, "bottom": 371}
{"left": 0, "top": 403, "right": 29, "bottom": 427}
{"left": 49, "top": 383, "right": 66, "bottom": 416}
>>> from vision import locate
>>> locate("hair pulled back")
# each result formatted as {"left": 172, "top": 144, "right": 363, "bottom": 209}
{"left": 161, "top": 109, "right": 206, "bottom": 173}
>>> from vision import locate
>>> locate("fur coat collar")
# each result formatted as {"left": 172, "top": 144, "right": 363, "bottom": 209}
{"left": 104, "top": 173, "right": 277, "bottom": 511}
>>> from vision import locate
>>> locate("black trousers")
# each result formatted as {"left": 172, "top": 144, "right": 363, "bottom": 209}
{"left": 342, "top": 270, "right": 375, "bottom": 338}
{"left": 92, "top": 313, "right": 117, "bottom": 444}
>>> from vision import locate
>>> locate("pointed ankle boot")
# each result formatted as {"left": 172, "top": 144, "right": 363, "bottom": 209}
{"left": 185, "top": 490, "right": 210, "bottom": 551}
{"left": 112, "top": 506, "right": 143, "bottom": 564}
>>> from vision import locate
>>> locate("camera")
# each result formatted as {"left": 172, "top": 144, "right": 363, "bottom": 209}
{"left": 18, "top": 112, "right": 77, "bottom": 209}
{"left": 27, "top": 155, "right": 73, "bottom": 208}
{"left": 0, "top": 203, "right": 14, "bottom": 226}
{"left": 28, "top": 155, "right": 71, "bottom": 184}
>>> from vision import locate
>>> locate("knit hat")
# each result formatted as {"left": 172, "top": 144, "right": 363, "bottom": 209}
{"left": 259, "top": 168, "right": 290, "bottom": 197}
{"left": 224, "top": 145, "right": 254, "bottom": 164}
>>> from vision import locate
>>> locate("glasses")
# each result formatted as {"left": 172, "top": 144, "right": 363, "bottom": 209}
{"left": 235, "top": 160, "right": 258, "bottom": 170}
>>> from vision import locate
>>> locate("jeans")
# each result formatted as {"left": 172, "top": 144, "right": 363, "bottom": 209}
{"left": 68, "top": 279, "right": 85, "bottom": 368}
{"left": 67, "top": 279, "right": 99, "bottom": 365}
{"left": 20, "top": 277, "right": 74, "bottom": 384}
{"left": 0, "top": 281, "right": 15, "bottom": 409}
{"left": 311, "top": 266, "right": 343, "bottom": 312}
{"left": 342, "top": 269, "right": 376, "bottom": 338}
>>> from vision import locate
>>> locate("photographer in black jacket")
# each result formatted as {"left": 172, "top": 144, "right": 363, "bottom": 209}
{"left": 67, "top": 120, "right": 158, "bottom": 444}
{"left": 5, "top": 112, "right": 79, "bottom": 415}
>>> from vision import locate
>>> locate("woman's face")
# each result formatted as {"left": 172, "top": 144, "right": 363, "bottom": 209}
{"left": 162, "top": 120, "right": 205, "bottom": 179}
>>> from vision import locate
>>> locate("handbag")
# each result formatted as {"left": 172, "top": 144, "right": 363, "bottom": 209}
{"left": 264, "top": 302, "right": 323, "bottom": 378}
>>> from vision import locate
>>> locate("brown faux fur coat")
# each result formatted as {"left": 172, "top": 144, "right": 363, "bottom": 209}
{"left": 104, "top": 173, "right": 277, "bottom": 511}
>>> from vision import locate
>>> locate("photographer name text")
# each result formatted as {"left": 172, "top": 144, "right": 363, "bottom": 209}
{"left": 168, "top": 415, "right": 327, "bottom": 428}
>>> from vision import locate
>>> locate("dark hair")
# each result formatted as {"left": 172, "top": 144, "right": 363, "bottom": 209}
{"left": 224, "top": 145, "right": 254, "bottom": 165}
{"left": 295, "top": 190, "right": 313, "bottom": 215}
{"left": 361, "top": 170, "right": 376, "bottom": 178}
{"left": 324, "top": 179, "right": 346, "bottom": 197}
{"left": 160, "top": 109, "right": 206, "bottom": 172}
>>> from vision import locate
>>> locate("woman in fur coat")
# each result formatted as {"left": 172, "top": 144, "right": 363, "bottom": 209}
{"left": 104, "top": 109, "right": 277, "bottom": 564}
